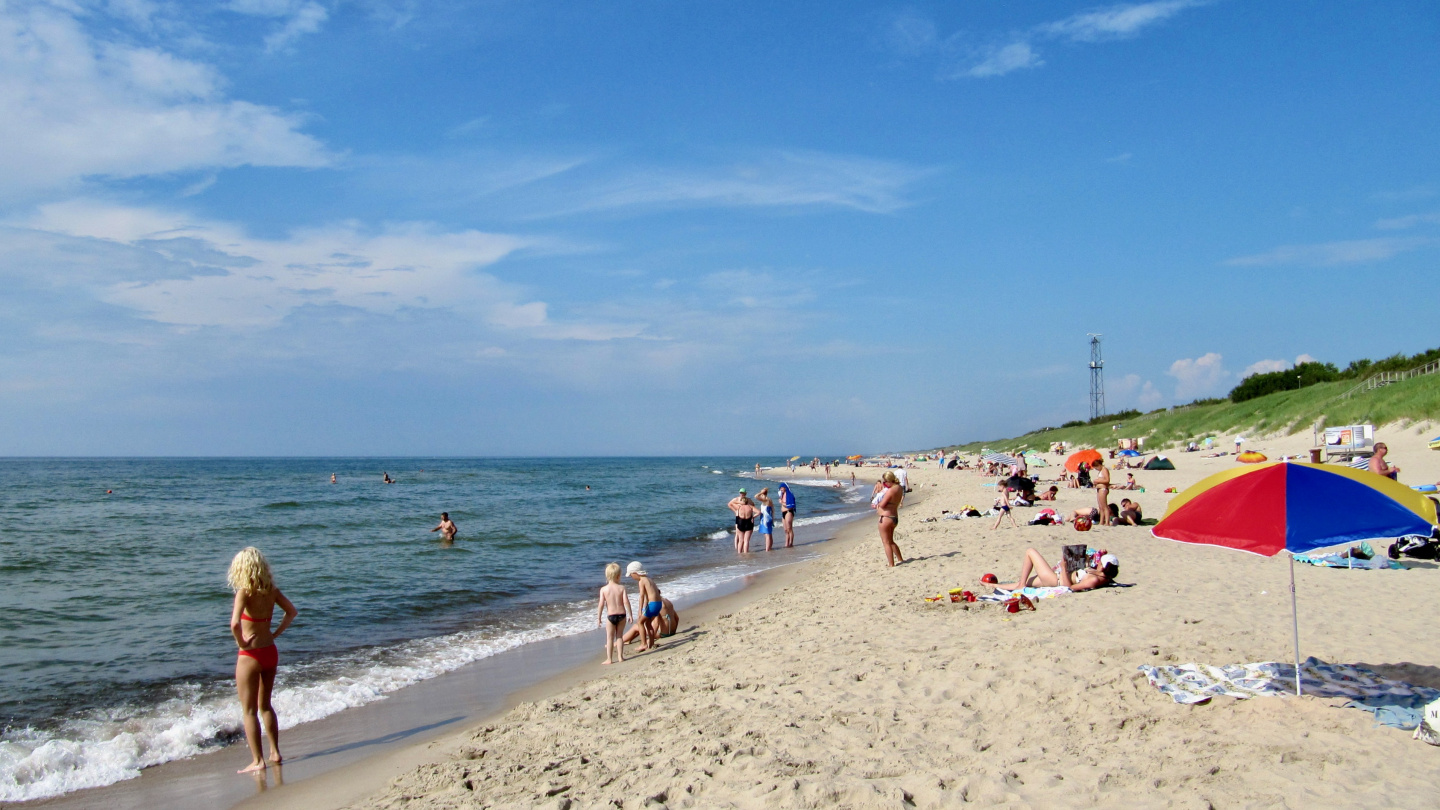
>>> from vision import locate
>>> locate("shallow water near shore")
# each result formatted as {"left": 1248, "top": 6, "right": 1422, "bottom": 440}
{"left": 0, "top": 457, "right": 865, "bottom": 801}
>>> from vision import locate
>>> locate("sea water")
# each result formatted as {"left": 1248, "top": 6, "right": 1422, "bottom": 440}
{"left": 0, "top": 458, "right": 866, "bottom": 801}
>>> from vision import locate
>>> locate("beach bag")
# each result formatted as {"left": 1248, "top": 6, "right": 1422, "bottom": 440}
{"left": 1073, "top": 517, "right": 1091, "bottom": 532}
{"left": 1415, "top": 698, "right": 1440, "bottom": 746}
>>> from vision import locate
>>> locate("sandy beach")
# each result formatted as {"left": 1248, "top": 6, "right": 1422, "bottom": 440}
{"left": 287, "top": 424, "right": 1440, "bottom": 809}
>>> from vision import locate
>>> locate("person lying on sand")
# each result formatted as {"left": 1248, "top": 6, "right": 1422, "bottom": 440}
{"left": 993, "top": 547, "right": 1119, "bottom": 592}
{"left": 1038, "top": 485, "right": 1059, "bottom": 501}
{"left": 623, "top": 597, "right": 678, "bottom": 644}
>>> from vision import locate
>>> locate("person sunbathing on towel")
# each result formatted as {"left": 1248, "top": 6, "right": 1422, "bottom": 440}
{"left": 992, "top": 548, "right": 1118, "bottom": 592}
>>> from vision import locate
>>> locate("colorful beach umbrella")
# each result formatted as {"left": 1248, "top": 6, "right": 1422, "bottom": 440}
{"left": 1154, "top": 462, "right": 1437, "bottom": 693}
{"left": 789, "top": 456, "right": 801, "bottom": 461}
{"left": 1118, "top": 449, "right": 1142, "bottom": 457}
{"left": 1237, "top": 451, "right": 1268, "bottom": 463}
{"left": 1065, "top": 448, "right": 1103, "bottom": 472}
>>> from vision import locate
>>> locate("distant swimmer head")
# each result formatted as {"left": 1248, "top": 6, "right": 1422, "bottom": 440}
{"left": 228, "top": 546, "right": 274, "bottom": 595}
{"left": 626, "top": 561, "right": 647, "bottom": 578}
{"left": 605, "top": 562, "right": 621, "bottom": 583}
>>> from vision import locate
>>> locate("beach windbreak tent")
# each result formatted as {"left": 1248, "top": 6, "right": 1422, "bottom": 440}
{"left": 1144, "top": 456, "right": 1175, "bottom": 471}
{"left": 1153, "top": 462, "right": 1437, "bottom": 693}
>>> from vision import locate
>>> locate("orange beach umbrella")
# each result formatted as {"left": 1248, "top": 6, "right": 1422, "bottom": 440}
{"left": 1065, "top": 448, "right": 1103, "bottom": 472}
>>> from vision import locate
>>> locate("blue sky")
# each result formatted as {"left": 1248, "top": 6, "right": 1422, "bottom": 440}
{"left": 1, "top": 0, "right": 1437, "bottom": 455}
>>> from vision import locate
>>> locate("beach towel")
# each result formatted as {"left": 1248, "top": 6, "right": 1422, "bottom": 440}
{"left": 1139, "top": 658, "right": 1440, "bottom": 730}
{"left": 1293, "top": 553, "right": 1405, "bottom": 570}
{"left": 980, "top": 586, "right": 1072, "bottom": 602}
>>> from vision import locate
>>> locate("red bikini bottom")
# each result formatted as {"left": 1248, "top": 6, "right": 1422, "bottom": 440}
{"left": 238, "top": 644, "right": 279, "bottom": 671}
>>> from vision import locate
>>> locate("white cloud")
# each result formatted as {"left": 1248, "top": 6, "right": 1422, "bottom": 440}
{"left": 1167, "top": 352, "right": 1229, "bottom": 400}
{"left": 1224, "top": 237, "right": 1432, "bottom": 266}
{"left": 928, "top": 1, "right": 1205, "bottom": 79}
{"left": 262, "top": 2, "right": 329, "bottom": 52}
{"left": 1242, "top": 358, "right": 1288, "bottom": 378}
{"left": 1375, "top": 211, "right": 1440, "bottom": 230}
{"left": 1105, "top": 152, "right": 1133, "bottom": 163}
{"left": 963, "top": 41, "right": 1043, "bottom": 78}
{"left": 543, "top": 151, "right": 934, "bottom": 217}
{"left": 14, "top": 200, "right": 649, "bottom": 341}
{"left": 1040, "top": 1, "right": 1206, "bottom": 42}
{"left": 1294, "top": 353, "right": 1317, "bottom": 365}
{"left": 0, "top": 3, "right": 330, "bottom": 201}
{"left": 1107, "top": 373, "right": 1165, "bottom": 410}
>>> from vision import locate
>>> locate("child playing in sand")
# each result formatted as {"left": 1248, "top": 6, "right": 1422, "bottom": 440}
{"left": 597, "top": 563, "right": 631, "bottom": 664}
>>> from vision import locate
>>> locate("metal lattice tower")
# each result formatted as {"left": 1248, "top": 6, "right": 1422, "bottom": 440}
{"left": 1088, "top": 334, "right": 1106, "bottom": 421}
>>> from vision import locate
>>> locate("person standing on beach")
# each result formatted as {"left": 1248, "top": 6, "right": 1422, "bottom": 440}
{"left": 755, "top": 462, "right": 762, "bottom": 479}
{"left": 755, "top": 488, "right": 776, "bottom": 551}
{"left": 873, "top": 471, "right": 904, "bottom": 566}
{"left": 626, "top": 561, "right": 664, "bottom": 652}
{"left": 597, "top": 563, "right": 630, "bottom": 665}
{"left": 228, "top": 547, "right": 298, "bottom": 774}
{"left": 776, "top": 483, "right": 797, "bottom": 548}
{"left": 429, "top": 512, "right": 458, "bottom": 542}
{"left": 728, "top": 489, "right": 758, "bottom": 553}
{"left": 1091, "top": 459, "right": 1112, "bottom": 526}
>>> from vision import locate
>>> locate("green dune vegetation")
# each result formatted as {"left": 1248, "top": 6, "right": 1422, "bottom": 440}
{"left": 944, "top": 359, "right": 1440, "bottom": 455}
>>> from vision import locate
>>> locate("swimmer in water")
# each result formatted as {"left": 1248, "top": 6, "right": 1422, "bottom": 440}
{"left": 429, "top": 512, "right": 457, "bottom": 541}
{"left": 383, "top": 472, "right": 394, "bottom": 484}
{"left": 330, "top": 473, "right": 336, "bottom": 484}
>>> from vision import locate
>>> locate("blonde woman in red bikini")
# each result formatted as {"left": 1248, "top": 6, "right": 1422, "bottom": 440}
{"left": 228, "top": 547, "right": 298, "bottom": 774}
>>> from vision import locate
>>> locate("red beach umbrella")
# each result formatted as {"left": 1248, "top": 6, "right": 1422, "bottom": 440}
{"left": 1065, "top": 449, "right": 1103, "bottom": 473}
{"left": 1153, "top": 462, "right": 1437, "bottom": 693}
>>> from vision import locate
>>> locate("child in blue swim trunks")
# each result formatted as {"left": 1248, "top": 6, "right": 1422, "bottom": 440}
{"left": 626, "top": 561, "right": 664, "bottom": 652}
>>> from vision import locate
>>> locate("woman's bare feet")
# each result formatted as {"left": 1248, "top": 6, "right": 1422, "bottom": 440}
{"left": 268, "top": 753, "right": 283, "bottom": 765}
{"left": 238, "top": 760, "right": 267, "bottom": 774}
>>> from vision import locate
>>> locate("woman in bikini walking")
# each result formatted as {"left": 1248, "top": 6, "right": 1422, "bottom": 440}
{"left": 873, "top": 471, "right": 905, "bottom": 566}
{"left": 228, "top": 547, "right": 298, "bottom": 774}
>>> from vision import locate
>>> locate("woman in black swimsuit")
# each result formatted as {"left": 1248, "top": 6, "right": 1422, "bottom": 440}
{"left": 727, "top": 489, "right": 758, "bottom": 554}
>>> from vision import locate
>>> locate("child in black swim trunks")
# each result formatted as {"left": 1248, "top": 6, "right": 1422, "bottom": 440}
{"left": 596, "top": 563, "right": 631, "bottom": 665}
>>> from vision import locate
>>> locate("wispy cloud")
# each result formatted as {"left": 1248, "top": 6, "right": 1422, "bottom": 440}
{"left": 1375, "top": 211, "right": 1440, "bottom": 230}
{"left": 0, "top": 3, "right": 331, "bottom": 201}
{"left": 894, "top": 1, "right": 1208, "bottom": 80}
{"left": 1038, "top": 1, "right": 1205, "bottom": 42}
{"left": 1223, "top": 237, "right": 1433, "bottom": 267}
{"left": 12, "top": 200, "right": 640, "bottom": 340}
{"left": 540, "top": 151, "right": 936, "bottom": 217}
{"left": 226, "top": 0, "right": 331, "bottom": 51}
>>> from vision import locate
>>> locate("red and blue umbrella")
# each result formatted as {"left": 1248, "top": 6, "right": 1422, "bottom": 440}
{"left": 1153, "top": 462, "right": 1437, "bottom": 694}
{"left": 1153, "top": 462, "right": 1436, "bottom": 555}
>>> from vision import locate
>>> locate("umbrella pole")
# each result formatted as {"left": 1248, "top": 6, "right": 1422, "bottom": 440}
{"left": 1289, "top": 554, "right": 1302, "bottom": 696}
